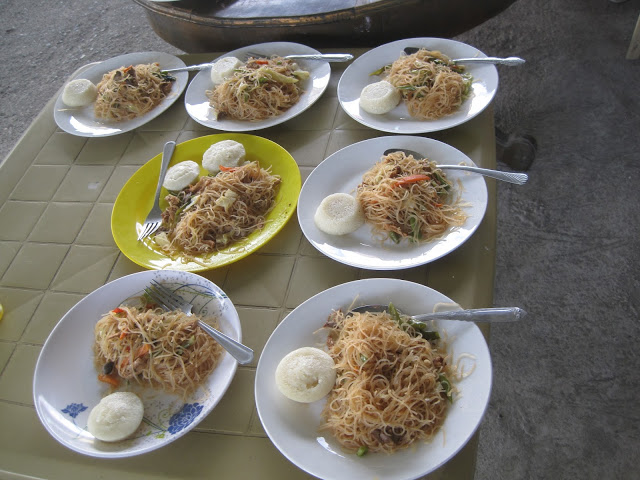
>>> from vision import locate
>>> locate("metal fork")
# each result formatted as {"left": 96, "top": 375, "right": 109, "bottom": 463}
{"left": 144, "top": 280, "right": 254, "bottom": 365}
{"left": 137, "top": 141, "right": 175, "bottom": 241}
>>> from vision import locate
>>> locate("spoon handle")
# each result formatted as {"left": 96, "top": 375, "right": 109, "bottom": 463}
{"left": 412, "top": 307, "right": 527, "bottom": 323}
{"left": 162, "top": 63, "right": 213, "bottom": 73}
{"left": 198, "top": 321, "right": 254, "bottom": 365}
{"left": 453, "top": 56, "right": 525, "bottom": 66}
{"left": 438, "top": 165, "right": 528, "bottom": 185}
{"left": 285, "top": 53, "right": 354, "bottom": 62}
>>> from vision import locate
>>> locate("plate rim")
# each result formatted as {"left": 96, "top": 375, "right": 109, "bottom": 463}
{"left": 297, "top": 135, "right": 488, "bottom": 270}
{"left": 111, "top": 132, "right": 301, "bottom": 272}
{"left": 184, "top": 41, "right": 331, "bottom": 132}
{"left": 53, "top": 51, "right": 189, "bottom": 137}
{"left": 255, "top": 277, "right": 493, "bottom": 480}
{"left": 32, "top": 269, "right": 241, "bottom": 458}
{"left": 337, "top": 37, "right": 499, "bottom": 134}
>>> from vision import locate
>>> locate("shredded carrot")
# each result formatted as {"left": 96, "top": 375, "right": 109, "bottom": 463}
{"left": 119, "top": 328, "right": 128, "bottom": 339}
{"left": 98, "top": 373, "right": 120, "bottom": 387}
{"left": 395, "top": 174, "right": 431, "bottom": 186}
{"left": 119, "top": 343, "right": 149, "bottom": 370}
{"left": 119, "top": 346, "right": 131, "bottom": 369}
{"left": 219, "top": 165, "right": 237, "bottom": 172}
{"left": 135, "top": 344, "right": 150, "bottom": 359}
{"left": 254, "top": 59, "right": 269, "bottom": 65}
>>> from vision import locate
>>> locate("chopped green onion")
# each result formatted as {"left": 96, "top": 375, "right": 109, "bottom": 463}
{"left": 433, "top": 171, "right": 451, "bottom": 191}
{"left": 356, "top": 445, "right": 368, "bottom": 457}
{"left": 389, "top": 231, "right": 401, "bottom": 243}
{"left": 388, "top": 303, "right": 402, "bottom": 324}
{"left": 293, "top": 70, "right": 310, "bottom": 80}
{"left": 420, "top": 330, "right": 441, "bottom": 341}
{"left": 156, "top": 72, "right": 176, "bottom": 82}
{"left": 260, "top": 67, "right": 298, "bottom": 84}
{"left": 409, "top": 216, "right": 421, "bottom": 243}
{"left": 369, "top": 65, "right": 389, "bottom": 76}
{"left": 438, "top": 374, "right": 453, "bottom": 402}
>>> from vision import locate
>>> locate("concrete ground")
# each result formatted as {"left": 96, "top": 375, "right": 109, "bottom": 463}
{"left": 1, "top": 0, "right": 639, "bottom": 478}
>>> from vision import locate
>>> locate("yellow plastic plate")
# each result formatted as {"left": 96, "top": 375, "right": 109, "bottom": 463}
{"left": 111, "top": 133, "right": 301, "bottom": 271}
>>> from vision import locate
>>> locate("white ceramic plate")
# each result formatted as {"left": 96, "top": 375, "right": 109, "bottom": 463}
{"left": 337, "top": 38, "right": 499, "bottom": 133}
{"left": 33, "top": 270, "right": 241, "bottom": 458}
{"left": 184, "top": 42, "right": 331, "bottom": 131}
{"left": 297, "top": 136, "right": 488, "bottom": 270}
{"left": 255, "top": 278, "right": 492, "bottom": 480}
{"left": 54, "top": 52, "right": 188, "bottom": 137}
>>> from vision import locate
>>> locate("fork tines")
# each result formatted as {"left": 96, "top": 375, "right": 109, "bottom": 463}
{"left": 145, "top": 281, "right": 182, "bottom": 311}
{"left": 137, "top": 222, "right": 160, "bottom": 241}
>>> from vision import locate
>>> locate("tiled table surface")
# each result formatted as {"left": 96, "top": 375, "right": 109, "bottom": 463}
{"left": 0, "top": 51, "right": 496, "bottom": 480}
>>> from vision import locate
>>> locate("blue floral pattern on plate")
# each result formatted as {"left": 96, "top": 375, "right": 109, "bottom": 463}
{"left": 62, "top": 403, "right": 87, "bottom": 419}
{"left": 59, "top": 400, "right": 205, "bottom": 440}
{"left": 168, "top": 403, "right": 204, "bottom": 434}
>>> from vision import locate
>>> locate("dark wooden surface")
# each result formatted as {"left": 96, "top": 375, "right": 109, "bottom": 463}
{"left": 133, "top": 0, "right": 516, "bottom": 52}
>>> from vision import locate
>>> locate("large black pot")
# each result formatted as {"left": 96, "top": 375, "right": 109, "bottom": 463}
{"left": 133, "top": 0, "right": 516, "bottom": 53}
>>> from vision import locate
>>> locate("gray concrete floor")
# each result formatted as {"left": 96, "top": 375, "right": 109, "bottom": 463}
{"left": 1, "top": 0, "right": 639, "bottom": 478}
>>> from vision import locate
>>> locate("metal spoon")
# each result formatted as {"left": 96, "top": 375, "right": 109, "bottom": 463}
{"left": 383, "top": 148, "right": 529, "bottom": 185}
{"left": 403, "top": 47, "right": 525, "bottom": 66}
{"left": 246, "top": 52, "right": 354, "bottom": 63}
{"left": 349, "top": 304, "right": 527, "bottom": 323}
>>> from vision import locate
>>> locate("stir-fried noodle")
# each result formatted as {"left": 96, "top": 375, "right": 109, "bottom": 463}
{"left": 383, "top": 49, "right": 472, "bottom": 120}
{"left": 94, "top": 63, "right": 175, "bottom": 121}
{"left": 206, "top": 56, "right": 308, "bottom": 121}
{"left": 94, "top": 305, "right": 223, "bottom": 397}
{"left": 155, "top": 161, "right": 280, "bottom": 259}
{"left": 356, "top": 151, "right": 467, "bottom": 244}
{"left": 320, "top": 308, "right": 453, "bottom": 454}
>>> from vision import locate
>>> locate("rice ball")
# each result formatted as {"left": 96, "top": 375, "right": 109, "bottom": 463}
{"left": 314, "top": 193, "right": 365, "bottom": 235}
{"left": 61, "top": 79, "right": 98, "bottom": 107}
{"left": 210, "top": 56, "right": 243, "bottom": 85}
{"left": 359, "top": 80, "right": 401, "bottom": 115}
{"left": 87, "top": 392, "right": 144, "bottom": 442}
{"left": 163, "top": 160, "right": 201, "bottom": 191}
{"left": 202, "top": 140, "right": 246, "bottom": 174}
{"left": 275, "top": 347, "right": 336, "bottom": 403}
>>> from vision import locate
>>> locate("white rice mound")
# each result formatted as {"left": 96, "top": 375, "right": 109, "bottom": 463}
{"left": 61, "top": 79, "right": 98, "bottom": 107}
{"left": 359, "top": 80, "right": 401, "bottom": 115}
{"left": 87, "top": 392, "right": 144, "bottom": 442}
{"left": 210, "top": 56, "right": 243, "bottom": 85}
{"left": 163, "top": 160, "right": 201, "bottom": 191}
{"left": 202, "top": 140, "right": 246, "bottom": 174}
{"left": 314, "top": 193, "right": 365, "bottom": 236}
{"left": 275, "top": 347, "right": 336, "bottom": 403}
